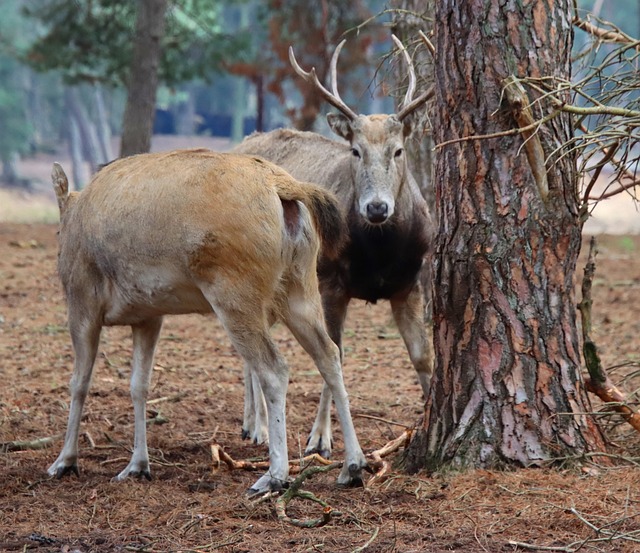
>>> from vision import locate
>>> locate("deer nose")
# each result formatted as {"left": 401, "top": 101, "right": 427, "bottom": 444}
{"left": 366, "top": 201, "right": 389, "bottom": 223}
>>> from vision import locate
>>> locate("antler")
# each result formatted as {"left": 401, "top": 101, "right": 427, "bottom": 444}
{"left": 289, "top": 41, "right": 358, "bottom": 121}
{"left": 392, "top": 34, "right": 433, "bottom": 121}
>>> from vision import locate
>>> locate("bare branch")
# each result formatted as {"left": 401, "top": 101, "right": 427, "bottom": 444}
{"left": 573, "top": 16, "right": 635, "bottom": 45}
{"left": 577, "top": 237, "right": 640, "bottom": 434}
{"left": 435, "top": 109, "right": 561, "bottom": 150}
{"left": 503, "top": 76, "right": 549, "bottom": 202}
{"left": 589, "top": 178, "right": 640, "bottom": 200}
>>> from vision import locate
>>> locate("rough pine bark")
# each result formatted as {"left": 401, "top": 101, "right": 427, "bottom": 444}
{"left": 120, "top": 0, "right": 168, "bottom": 157}
{"left": 405, "top": 0, "right": 606, "bottom": 472}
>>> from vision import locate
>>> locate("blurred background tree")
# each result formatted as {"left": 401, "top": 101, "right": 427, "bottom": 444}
{"left": 0, "top": 0, "right": 38, "bottom": 187}
{"left": 1, "top": 0, "right": 637, "bottom": 190}
{"left": 21, "top": 0, "right": 251, "bottom": 169}
{"left": 0, "top": 0, "right": 396, "bottom": 188}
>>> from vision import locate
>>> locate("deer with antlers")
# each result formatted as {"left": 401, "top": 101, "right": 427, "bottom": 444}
{"left": 233, "top": 36, "right": 434, "bottom": 458}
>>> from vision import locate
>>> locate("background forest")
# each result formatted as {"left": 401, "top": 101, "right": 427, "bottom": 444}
{"left": 1, "top": 0, "right": 636, "bottom": 196}
{"left": 0, "top": 0, "right": 395, "bottom": 193}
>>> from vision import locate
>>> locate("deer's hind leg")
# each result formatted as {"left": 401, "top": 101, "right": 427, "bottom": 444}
{"left": 48, "top": 304, "right": 103, "bottom": 479}
{"left": 304, "top": 289, "right": 349, "bottom": 458}
{"left": 200, "top": 279, "right": 291, "bottom": 496}
{"left": 115, "top": 316, "right": 163, "bottom": 481}
{"left": 281, "top": 274, "right": 367, "bottom": 487}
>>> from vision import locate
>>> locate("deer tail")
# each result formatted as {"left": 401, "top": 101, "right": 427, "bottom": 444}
{"left": 51, "top": 163, "right": 71, "bottom": 217}
{"left": 275, "top": 179, "right": 346, "bottom": 260}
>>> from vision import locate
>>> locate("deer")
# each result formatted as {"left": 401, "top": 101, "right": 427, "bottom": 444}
{"left": 47, "top": 150, "right": 368, "bottom": 496}
{"left": 233, "top": 36, "right": 435, "bottom": 458}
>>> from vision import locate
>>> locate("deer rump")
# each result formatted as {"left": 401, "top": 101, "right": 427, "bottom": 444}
{"left": 48, "top": 149, "right": 367, "bottom": 496}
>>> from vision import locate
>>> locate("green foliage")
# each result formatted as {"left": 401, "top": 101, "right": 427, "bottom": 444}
{"left": 21, "top": 0, "right": 251, "bottom": 86}
{"left": 0, "top": 0, "right": 33, "bottom": 161}
{"left": 617, "top": 236, "right": 636, "bottom": 254}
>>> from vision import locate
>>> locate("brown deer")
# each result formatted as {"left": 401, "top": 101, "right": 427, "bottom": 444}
{"left": 233, "top": 37, "right": 434, "bottom": 458}
{"left": 47, "top": 150, "right": 367, "bottom": 495}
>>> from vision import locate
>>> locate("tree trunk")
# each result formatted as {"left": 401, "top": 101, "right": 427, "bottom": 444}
{"left": 173, "top": 85, "right": 196, "bottom": 136}
{"left": 120, "top": 0, "right": 168, "bottom": 157}
{"left": 404, "top": 0, "right": 606, "bottom": 472}
{"left": 65, "top": 87, "right": 105, "bottom": 173}
{"left": 1, "top": 153, "right": 23, "bottom": 188}
{"left": 231, "top": 76, "right": 246, "bottom": 143}
{"left": 23, "top": 69, "right": 47, "bottom": 151}
{"left": 254, "top": 74, "right": 265, "bottom": 132}
{"left": 93, "top": 84, "right": 113, "bottom": 162}
{"left": 67, "top": 115, "right": 89, "bottom": 191}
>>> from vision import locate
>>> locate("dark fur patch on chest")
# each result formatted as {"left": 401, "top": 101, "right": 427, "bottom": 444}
{"left": 320, "top": 211, "right": 429, "bottom": 302}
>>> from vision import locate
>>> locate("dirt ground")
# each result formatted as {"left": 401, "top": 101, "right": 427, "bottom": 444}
{"left": 0, "top": 220, "right": 639, "bottom": 553}
{"left": 2, "top": 134, "right": 640, "bottom": 552}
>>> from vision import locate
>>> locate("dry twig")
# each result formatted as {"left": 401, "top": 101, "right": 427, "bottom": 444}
{"left": 578, "top": 237, "right": 640, "bottom": 433}
{"left": 503, "top": 76, "right": 549, "bottom": 201}
{"left": 1, "top": 434, "right": 63, "bottom": 452}
{"left": 210, "top": 428, "right": 413, "bottom": 528}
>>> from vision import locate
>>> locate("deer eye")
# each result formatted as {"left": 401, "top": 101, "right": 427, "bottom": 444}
{"left": 394, "top": 148, "right": 404, "bottom": 158}
{"left": 351, "top": 148, "right": 361, "bottom": 158}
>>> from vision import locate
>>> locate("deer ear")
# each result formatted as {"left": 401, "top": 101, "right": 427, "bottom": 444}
{"left": 399, "top": 114, "right": 414, "bottom": 138}
{"left": 327, "top": 113, "right": 353, "bottom": 142}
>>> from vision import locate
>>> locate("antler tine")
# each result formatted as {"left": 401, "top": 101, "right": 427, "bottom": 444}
{"left": 329, "top": 39, "right": 347, "bottom": 103}
{"left": 396, "top": 87, "right": 434, "bottom": 120}
{"left": 289, "top": 44, "right": 357, "bottom": 121}
{"left": 391, "top": 34, "right": 416, "bottom": 110}
{"left": 418, "top": 30, "right": 435, "bottom": 56}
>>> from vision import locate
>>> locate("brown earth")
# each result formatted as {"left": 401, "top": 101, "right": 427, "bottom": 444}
{"left": 1, "top": 221, "right": 640, "bottom": 553}
{"left": 2, "top": 135, "right": 640, "bottom": 552}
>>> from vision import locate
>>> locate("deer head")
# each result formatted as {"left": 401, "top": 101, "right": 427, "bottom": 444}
{"left": 289, "top": 36, "right": 432, "bottom": 225}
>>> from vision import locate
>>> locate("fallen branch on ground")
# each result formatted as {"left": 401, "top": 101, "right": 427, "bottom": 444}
{"left": 1, "top": 434, "right": 63, "bottom": 452}
{"left": 210, "top": 445, "right": 333, "bottom": 474}
{"left": 147, "top": 391, "right": 188, "bottom": 405}
{"left": 210, "top": 429, "right": 413, "bottom": 527}
{"left": 367, "top": 429, "right": 413, "bottom": 487}
{"left": 578, "top": 237, "right": 640, "bottom": 433}
{"left": 210, "top": 429, "right": 412, "bottom": 482}
{"left": 274, "top": 463, "right": 343, "bottom": 528}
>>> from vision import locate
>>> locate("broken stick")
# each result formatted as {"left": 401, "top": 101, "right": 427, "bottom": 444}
{"left": 578, "top": 236, "right": 640, "bottom": 432}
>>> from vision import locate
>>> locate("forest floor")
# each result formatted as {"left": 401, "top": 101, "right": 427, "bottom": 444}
{"left": 1, "top": 139, "right": 640, "bottom": 552}
{"left": 1, "top": 225, "right": 640, "bottom": 552}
